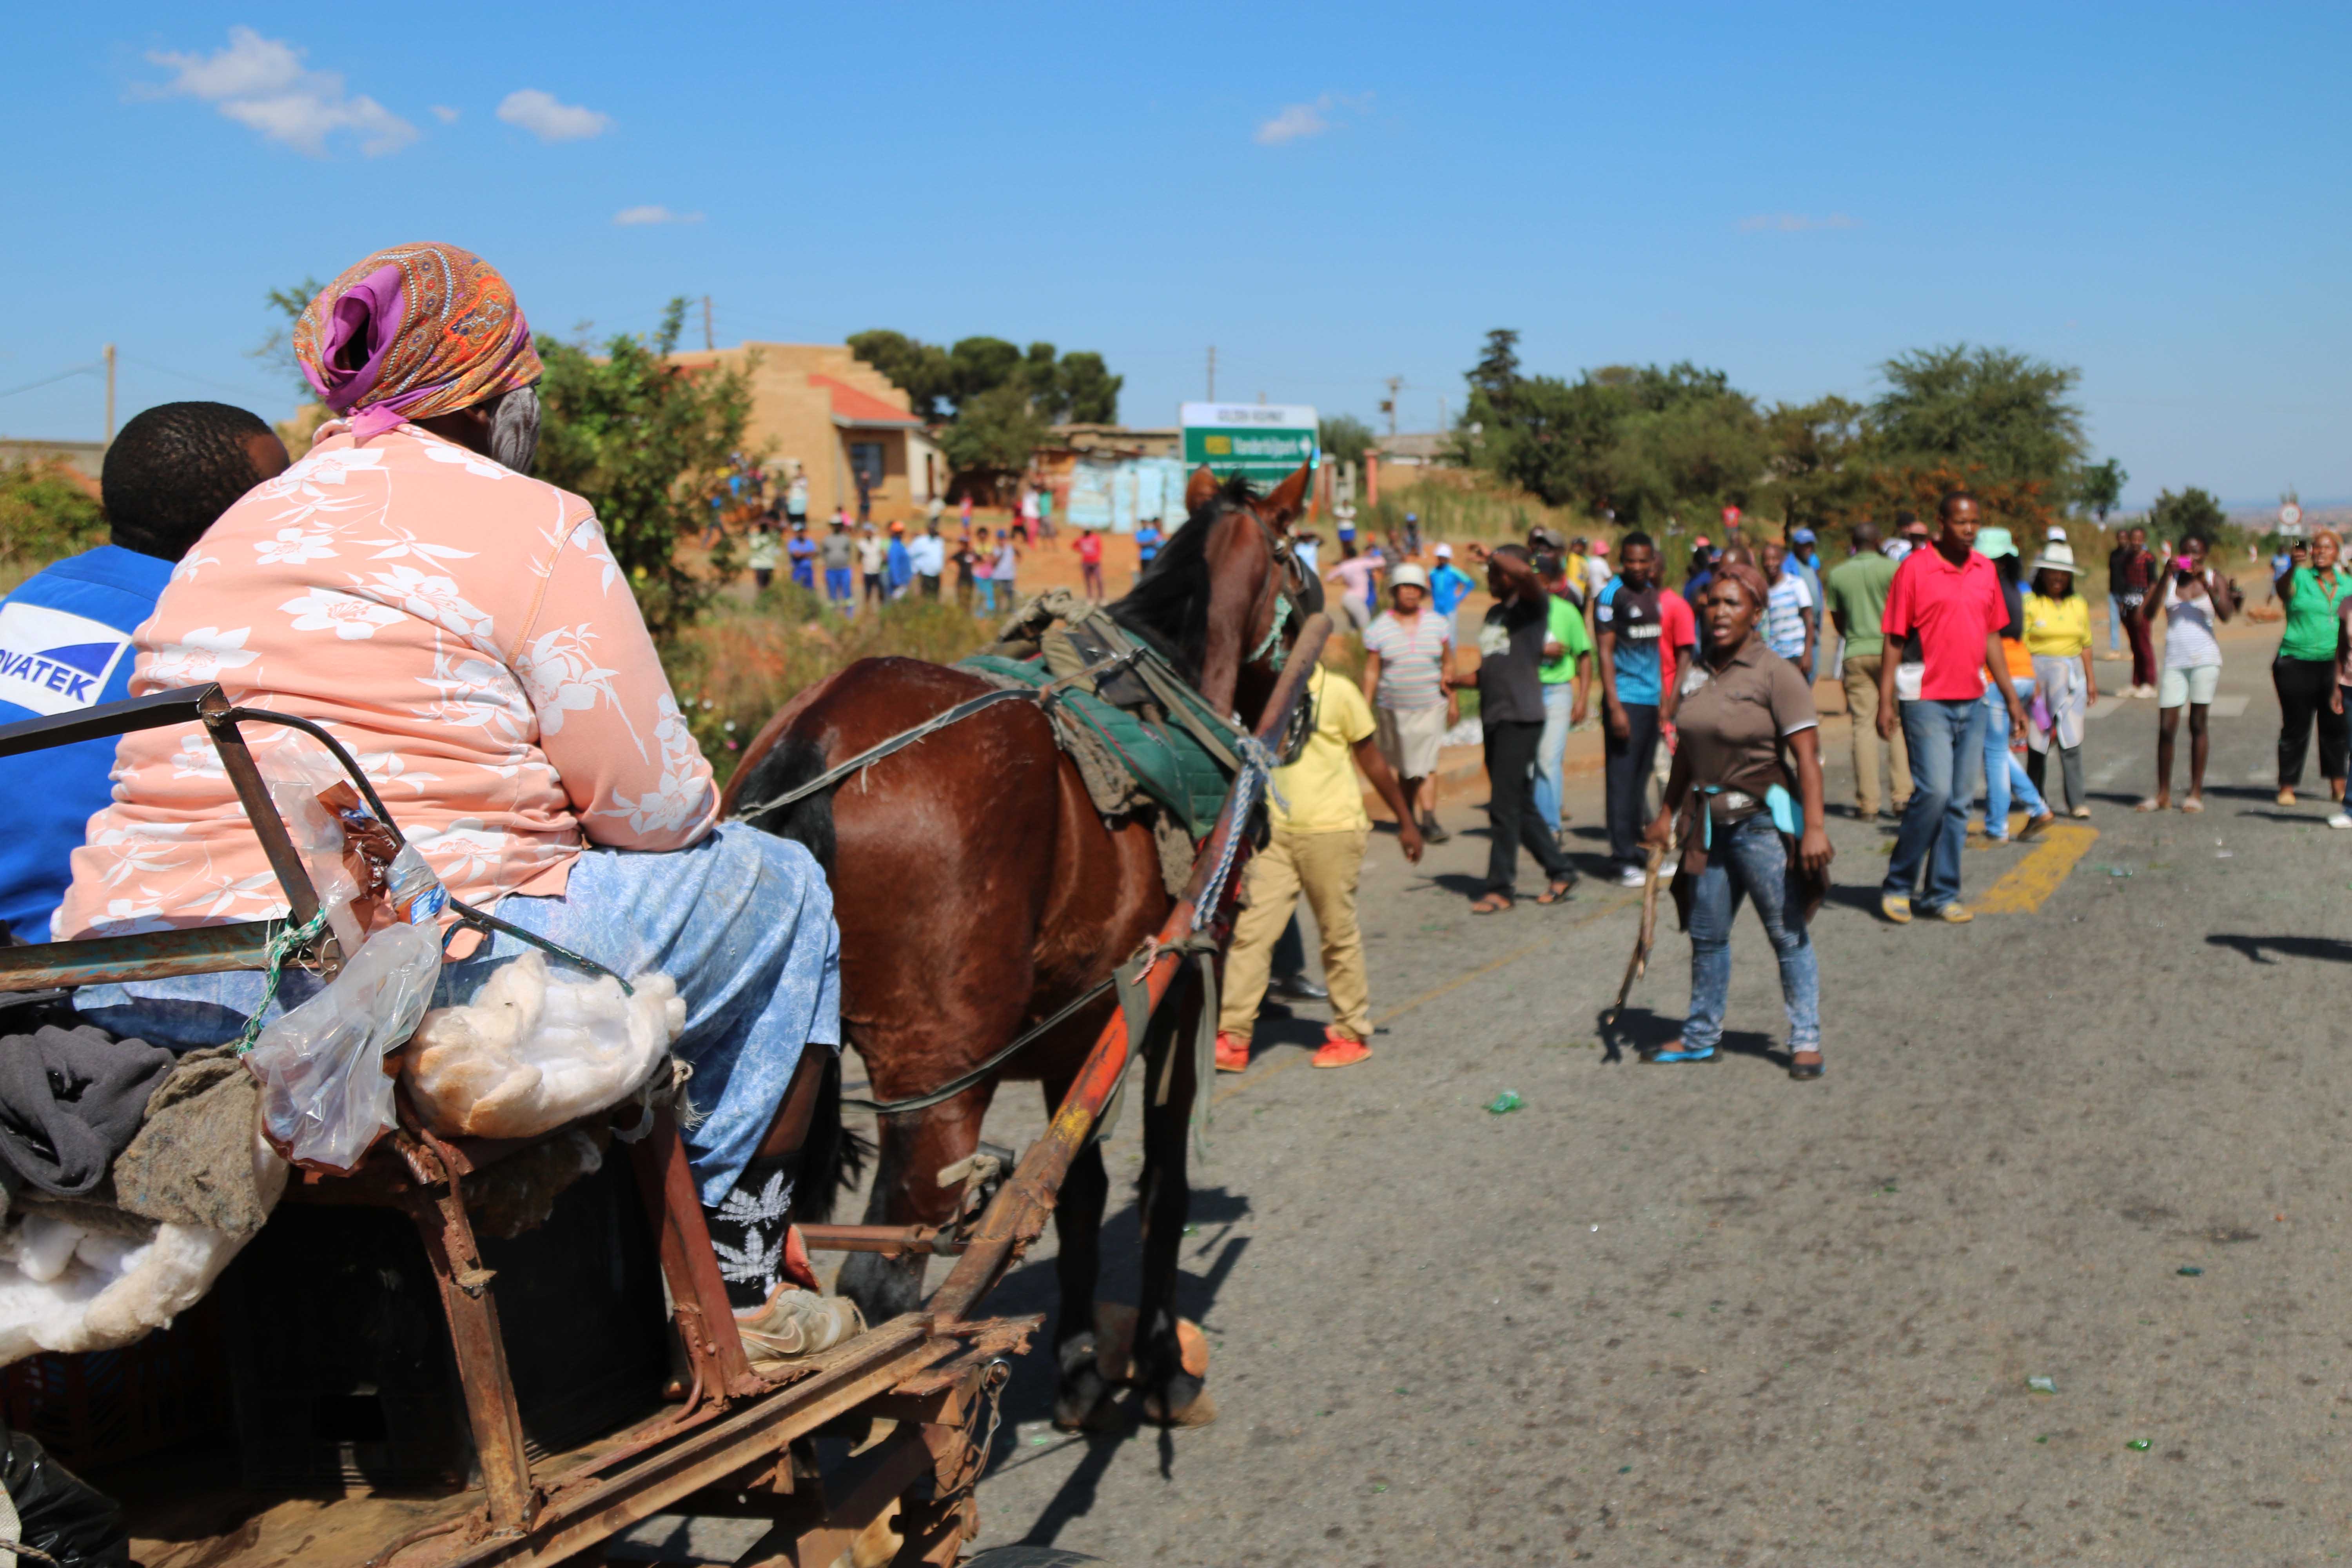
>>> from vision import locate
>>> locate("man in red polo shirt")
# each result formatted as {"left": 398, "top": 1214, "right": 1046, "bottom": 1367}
{"left": 1875, "top": 492, "right": 2030, "bottom": 924}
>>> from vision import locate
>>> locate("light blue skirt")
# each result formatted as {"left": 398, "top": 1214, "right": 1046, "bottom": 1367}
{"left": 75, "top": 822, "right": 840, "bottom": 1205}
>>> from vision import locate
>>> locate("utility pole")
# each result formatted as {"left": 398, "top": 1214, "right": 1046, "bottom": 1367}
{"left": 102, "top": 343, "right": 116, "bottom": 445}
{"left": 1206, "top": 345, "right": 1216, "bottom": 401}
{"left": 1380, "top": 375, "right": 1403, "bottom": 437}
{"left": 702, "top": 296, "right": 715, "bottom": 352}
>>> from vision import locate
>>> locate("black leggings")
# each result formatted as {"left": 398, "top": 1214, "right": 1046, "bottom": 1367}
{"left": 2273, "top": 657, "right": 2348, "bottom": 787}
{"left": 1483, "top": 719, "right": 1570, "bottom": 893}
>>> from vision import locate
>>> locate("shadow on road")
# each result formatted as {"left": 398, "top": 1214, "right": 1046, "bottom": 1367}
{"left": 2205, "top": 933, "right": 2352, "bottom": 966}
{"left": 1597, "top": 1004, "right": 1782, "bottom": 1067}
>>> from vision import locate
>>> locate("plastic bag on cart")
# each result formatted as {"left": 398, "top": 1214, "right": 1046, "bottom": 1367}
{"left": 245, "top": 922, "right": 440, "bottom": 1173}
{"left": 0, "top": 1414, "right": 131, "bottom": 1567}
{"left": 401, "top": 950, "right": 684, "bottom": 1140}
{"left": 255, "top": 742, "right": 367, "bottom": 956}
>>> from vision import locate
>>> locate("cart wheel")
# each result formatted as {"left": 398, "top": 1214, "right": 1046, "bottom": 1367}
{"left": 962, "top": 1548, "right": 1110, "bottom": 1567}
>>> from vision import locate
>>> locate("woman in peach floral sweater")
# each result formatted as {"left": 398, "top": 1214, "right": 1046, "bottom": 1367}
{"left": 64, "top": 246, "right": 838, "bottom": 1310}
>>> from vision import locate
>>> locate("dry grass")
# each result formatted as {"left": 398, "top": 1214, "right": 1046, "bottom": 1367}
{"left": 662, "top": 585, "right": 999, "bottom": 782}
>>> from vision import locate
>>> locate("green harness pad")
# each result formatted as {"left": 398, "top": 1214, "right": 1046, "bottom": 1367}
{"left": 956, "top": 653, "right": 1234, "bottom": 838}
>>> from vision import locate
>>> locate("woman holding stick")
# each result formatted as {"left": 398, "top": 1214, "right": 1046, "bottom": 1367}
{"left": 1641, "top": 564, "right": 1833, "bottom": 1078}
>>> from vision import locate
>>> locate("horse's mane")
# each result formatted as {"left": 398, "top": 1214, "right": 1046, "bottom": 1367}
{"left": 1107, "top": 474, "right": 1258, "bottom": 682}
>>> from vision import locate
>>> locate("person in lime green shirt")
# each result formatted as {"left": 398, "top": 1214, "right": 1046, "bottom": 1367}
{"left": 1533, "top": 556, "right": 1595, "bottom": 840}
{"left": 2271, "top": 529, "right": 2350, "bottom": 809}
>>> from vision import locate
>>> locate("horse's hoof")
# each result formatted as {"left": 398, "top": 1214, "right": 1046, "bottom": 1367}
{"left": 1140, "top": 1377, "right": 1216, "bottom": 1428}
{"left": 1052, "top": 1335, "right": 1111, "bottom": 1432}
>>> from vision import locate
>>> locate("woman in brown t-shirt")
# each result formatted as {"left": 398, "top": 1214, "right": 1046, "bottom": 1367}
{"left": 1641, "top": 564, "right": 1833, "bottom": 1078}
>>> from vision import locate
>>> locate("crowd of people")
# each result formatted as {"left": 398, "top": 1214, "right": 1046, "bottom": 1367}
{"left": 1231, "top": 486, "right": 2352, "bottom": 1088}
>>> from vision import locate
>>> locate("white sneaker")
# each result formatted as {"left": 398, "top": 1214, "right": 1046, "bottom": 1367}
{"left": 2329, "top": 813, "right": 2352, "bottom": 830}
{"left": 1615, "top": 863, "right": 1647, "bottom": 887}
{"left": 735, "top": 1287, "right": 865, "bottom": 1364}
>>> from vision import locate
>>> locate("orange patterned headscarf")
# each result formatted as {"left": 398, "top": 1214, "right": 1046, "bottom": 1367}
{"left": 294, "top": 242, "right": 542, "bottom": 443}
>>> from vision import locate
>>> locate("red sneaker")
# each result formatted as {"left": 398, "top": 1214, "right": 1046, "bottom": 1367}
{"left": 1310, "top": 1028, "right": 1371, "bottom": 1069}
{"left": 1214, "top": 1031, "right": 1250, "bottom": 1073}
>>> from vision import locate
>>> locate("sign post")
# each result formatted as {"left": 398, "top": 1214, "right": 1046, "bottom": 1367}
{"left": 2280, "top": 501, "right": 2306, "bottom": 538}
{"left": 1179, "top": 403, "right": 1319, "bottom": 492}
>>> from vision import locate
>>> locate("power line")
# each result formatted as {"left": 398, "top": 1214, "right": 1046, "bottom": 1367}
{"left": 0, "top": 364, "right": 100, "bottom": 403}
{"left": 120, "top": 355, "right": 290, "bottom": 404}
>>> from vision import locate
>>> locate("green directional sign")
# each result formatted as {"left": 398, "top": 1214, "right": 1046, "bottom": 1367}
{"left": 1180, "top": 402, "right": 1319, "bottom": 486}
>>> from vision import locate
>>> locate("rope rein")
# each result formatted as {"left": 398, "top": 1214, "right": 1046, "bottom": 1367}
{"left": 229, "top": 906, "right": 332, "bottom": 1054}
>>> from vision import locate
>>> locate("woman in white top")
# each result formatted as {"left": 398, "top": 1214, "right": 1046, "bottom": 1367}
{"left": 2137, "top": 530, "right": 2239, "bottom": 813}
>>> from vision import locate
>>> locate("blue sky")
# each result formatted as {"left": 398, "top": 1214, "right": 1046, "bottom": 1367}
{"left": 5, "top": 3, "right": 2347, "bottom": 507}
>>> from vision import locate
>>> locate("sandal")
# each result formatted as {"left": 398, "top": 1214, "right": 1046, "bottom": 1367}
{"left": 1534, "top": 877, "right": 1576, "bottom": 906}
{"left": 2180, "top": 797, "right": 2205, "bottom": 813}
{"left": 2134, "top": 798, "right": 2167, "bottom": 813}
{"left": 1788, "top": 1051, "right": 1825, "bottom": 1080}
{"left": 1469, "top": 893, "right": 1514, "bottom": 915}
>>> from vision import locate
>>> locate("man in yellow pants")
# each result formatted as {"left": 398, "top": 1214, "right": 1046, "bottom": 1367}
{"left": 1216, "top": 662, "right": 1425, "bottom": 1072}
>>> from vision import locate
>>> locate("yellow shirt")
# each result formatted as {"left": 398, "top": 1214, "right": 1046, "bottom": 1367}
{"left": 2022, "top": 592, "right": 2091, "bottom": 657}
{"left": 1269, "top": 666, "right": 1375, "bottom": 834}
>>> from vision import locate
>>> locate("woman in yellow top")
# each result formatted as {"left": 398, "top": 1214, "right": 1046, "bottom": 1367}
{"left": 2022, "top": 540, "right": 2097, "bottom": 817}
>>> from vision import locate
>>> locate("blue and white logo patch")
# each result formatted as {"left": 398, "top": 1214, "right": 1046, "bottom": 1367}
{"left": 0, "top": 602, "right": 133, "bottom": 717}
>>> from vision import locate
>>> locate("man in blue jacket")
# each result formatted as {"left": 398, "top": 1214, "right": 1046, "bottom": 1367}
{"left": 0, "top": 402, "right": 288, "bottom": 941}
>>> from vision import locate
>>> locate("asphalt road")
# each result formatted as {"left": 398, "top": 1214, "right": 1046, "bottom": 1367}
{"left": 840, "top": 619, "right": 2352, "bottom": 1566}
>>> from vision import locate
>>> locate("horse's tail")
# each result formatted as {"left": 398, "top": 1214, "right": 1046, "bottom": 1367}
{"left": 792, "top": 1050, "right": 871, "bottom": 1224}
{"left": 735, "top": 729, "right": 837, "bottom": 877}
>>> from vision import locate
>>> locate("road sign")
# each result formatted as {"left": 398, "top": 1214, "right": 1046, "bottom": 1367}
{"left": 1180, "top": 403, "right": 1318, "bottom": 488}
{"left": 2281, "top": 501, "right": 2305, "bottom": 535}
{"left": 1722, "top": 505, "right": 1742, "bottom": 527}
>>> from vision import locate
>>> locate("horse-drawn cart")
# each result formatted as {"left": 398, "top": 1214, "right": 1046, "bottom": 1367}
{"left": 0, "top": 611, "right": 1331, "bottom": 1568}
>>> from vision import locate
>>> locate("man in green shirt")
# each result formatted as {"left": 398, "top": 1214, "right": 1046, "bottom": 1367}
{"left": 1824, "top": 520, "right": 1911, "bottom": 820}
{"left": 1533, "top": 560, "right": 1595, "bottom": 842}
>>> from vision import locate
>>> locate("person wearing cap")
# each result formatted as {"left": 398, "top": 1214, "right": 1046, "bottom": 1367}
{"left": 1362, "top": 563, "right": 1458, "bottom": 842}
{"left": 1531, "top": 548, "right": 1595, "bottom": 844}
{"left": 2023, "top": 539, "right": 2096, "bottom": 816}
{"left": 884, "top": 519, "right": 913, "bottom": 599}
{"left": 1976, "top": 526, "right": 2055, "bottom": 842}
{"left": 1428, "top": 543, "right": 1476, "bottom": 621}
{"left": 1401, "top": 510, "right": 1423, "bottom": 557}
{"left": 1789, "top": 526, "right": 1822, "bottom": 577}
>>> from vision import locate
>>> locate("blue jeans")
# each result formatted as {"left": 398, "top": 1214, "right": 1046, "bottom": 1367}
{"left": 825, "top": 566, "right": 853, "bottom": 608}
{"left": 1532, "top": 682, "right": 1574, "bottom": 834}
{"left": 76, "top": 824, "right": 840, "bottom": 1206}
{"left": 1982, "top": 679, "right": 2046, "bottom": 835}
{"left": 1682, "top": 812, "right": 1820, "bottom": 1054}
{"left": 977, "top": 579, "right": 998, "bottom": 615}
{"left": 1885, "top": 697, "right": 1986, "bottom": 909}
{"left": 2107, "top": 594, "right": 2123, "bottom": 653}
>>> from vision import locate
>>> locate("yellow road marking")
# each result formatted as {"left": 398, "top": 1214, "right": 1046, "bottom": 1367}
{"left": 1975, "top": 823, "right": 2099, "bottom": 914}
{"left": 1212, "top": 892, "right": 1640, "bottom": 1105}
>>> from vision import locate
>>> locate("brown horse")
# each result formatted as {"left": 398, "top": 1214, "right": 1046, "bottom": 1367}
{"left": 725, "top": 464, "right": 1320, "bottom": 1427}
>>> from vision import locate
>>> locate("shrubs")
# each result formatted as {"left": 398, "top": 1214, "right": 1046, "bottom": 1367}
{"left": 662, "top": 590, "right": 998, "bottom": 781}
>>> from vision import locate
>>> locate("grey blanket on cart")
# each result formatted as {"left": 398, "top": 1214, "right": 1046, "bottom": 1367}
{"left": 0, "top": 1024, "right": 173, "bottom": 1197}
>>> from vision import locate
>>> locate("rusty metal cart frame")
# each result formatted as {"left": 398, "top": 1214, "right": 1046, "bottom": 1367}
{"left": 0, "top": 613, "right": 1330, "bottom": 1568}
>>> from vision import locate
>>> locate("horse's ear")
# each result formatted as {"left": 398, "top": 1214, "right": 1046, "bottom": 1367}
{"left": 1262, "top": 461, "right": 1314, "bottom": 526}
{"left": 1185, "top": 465, "right": 1222, "bottom": 514}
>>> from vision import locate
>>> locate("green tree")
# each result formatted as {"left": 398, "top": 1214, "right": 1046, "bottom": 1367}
{"left": 1319, "top": 414, "right": 1376, "bottom": 467}
{"left": 937, "top": 383, "right": 1049, "bottom": 481}
{"left": 2078, "top": 457, "right": 2127, "bottom": 521}
{"left": 535, "top": 298, "right": 755, "bottom": 638}
{"left": 248, "top": 277, "right": 324, "bottom": 398}
{"left": 844, "top": 330, "right": 953, "bottom": 420}
{"left": 1867, "top": 344, "right": 2087, "bottom": 531}
{"left": 0, "top": 461, "right": 104, "bottom": 587}
{"left": 1762, "top": 396, "right": 1871, "bottom": 535}
{"left": 2146, "top": 485, "right": 2229, "bottom": 540}
{"left": 1056, "top": 352, "right": 1122, "bottom": 423}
